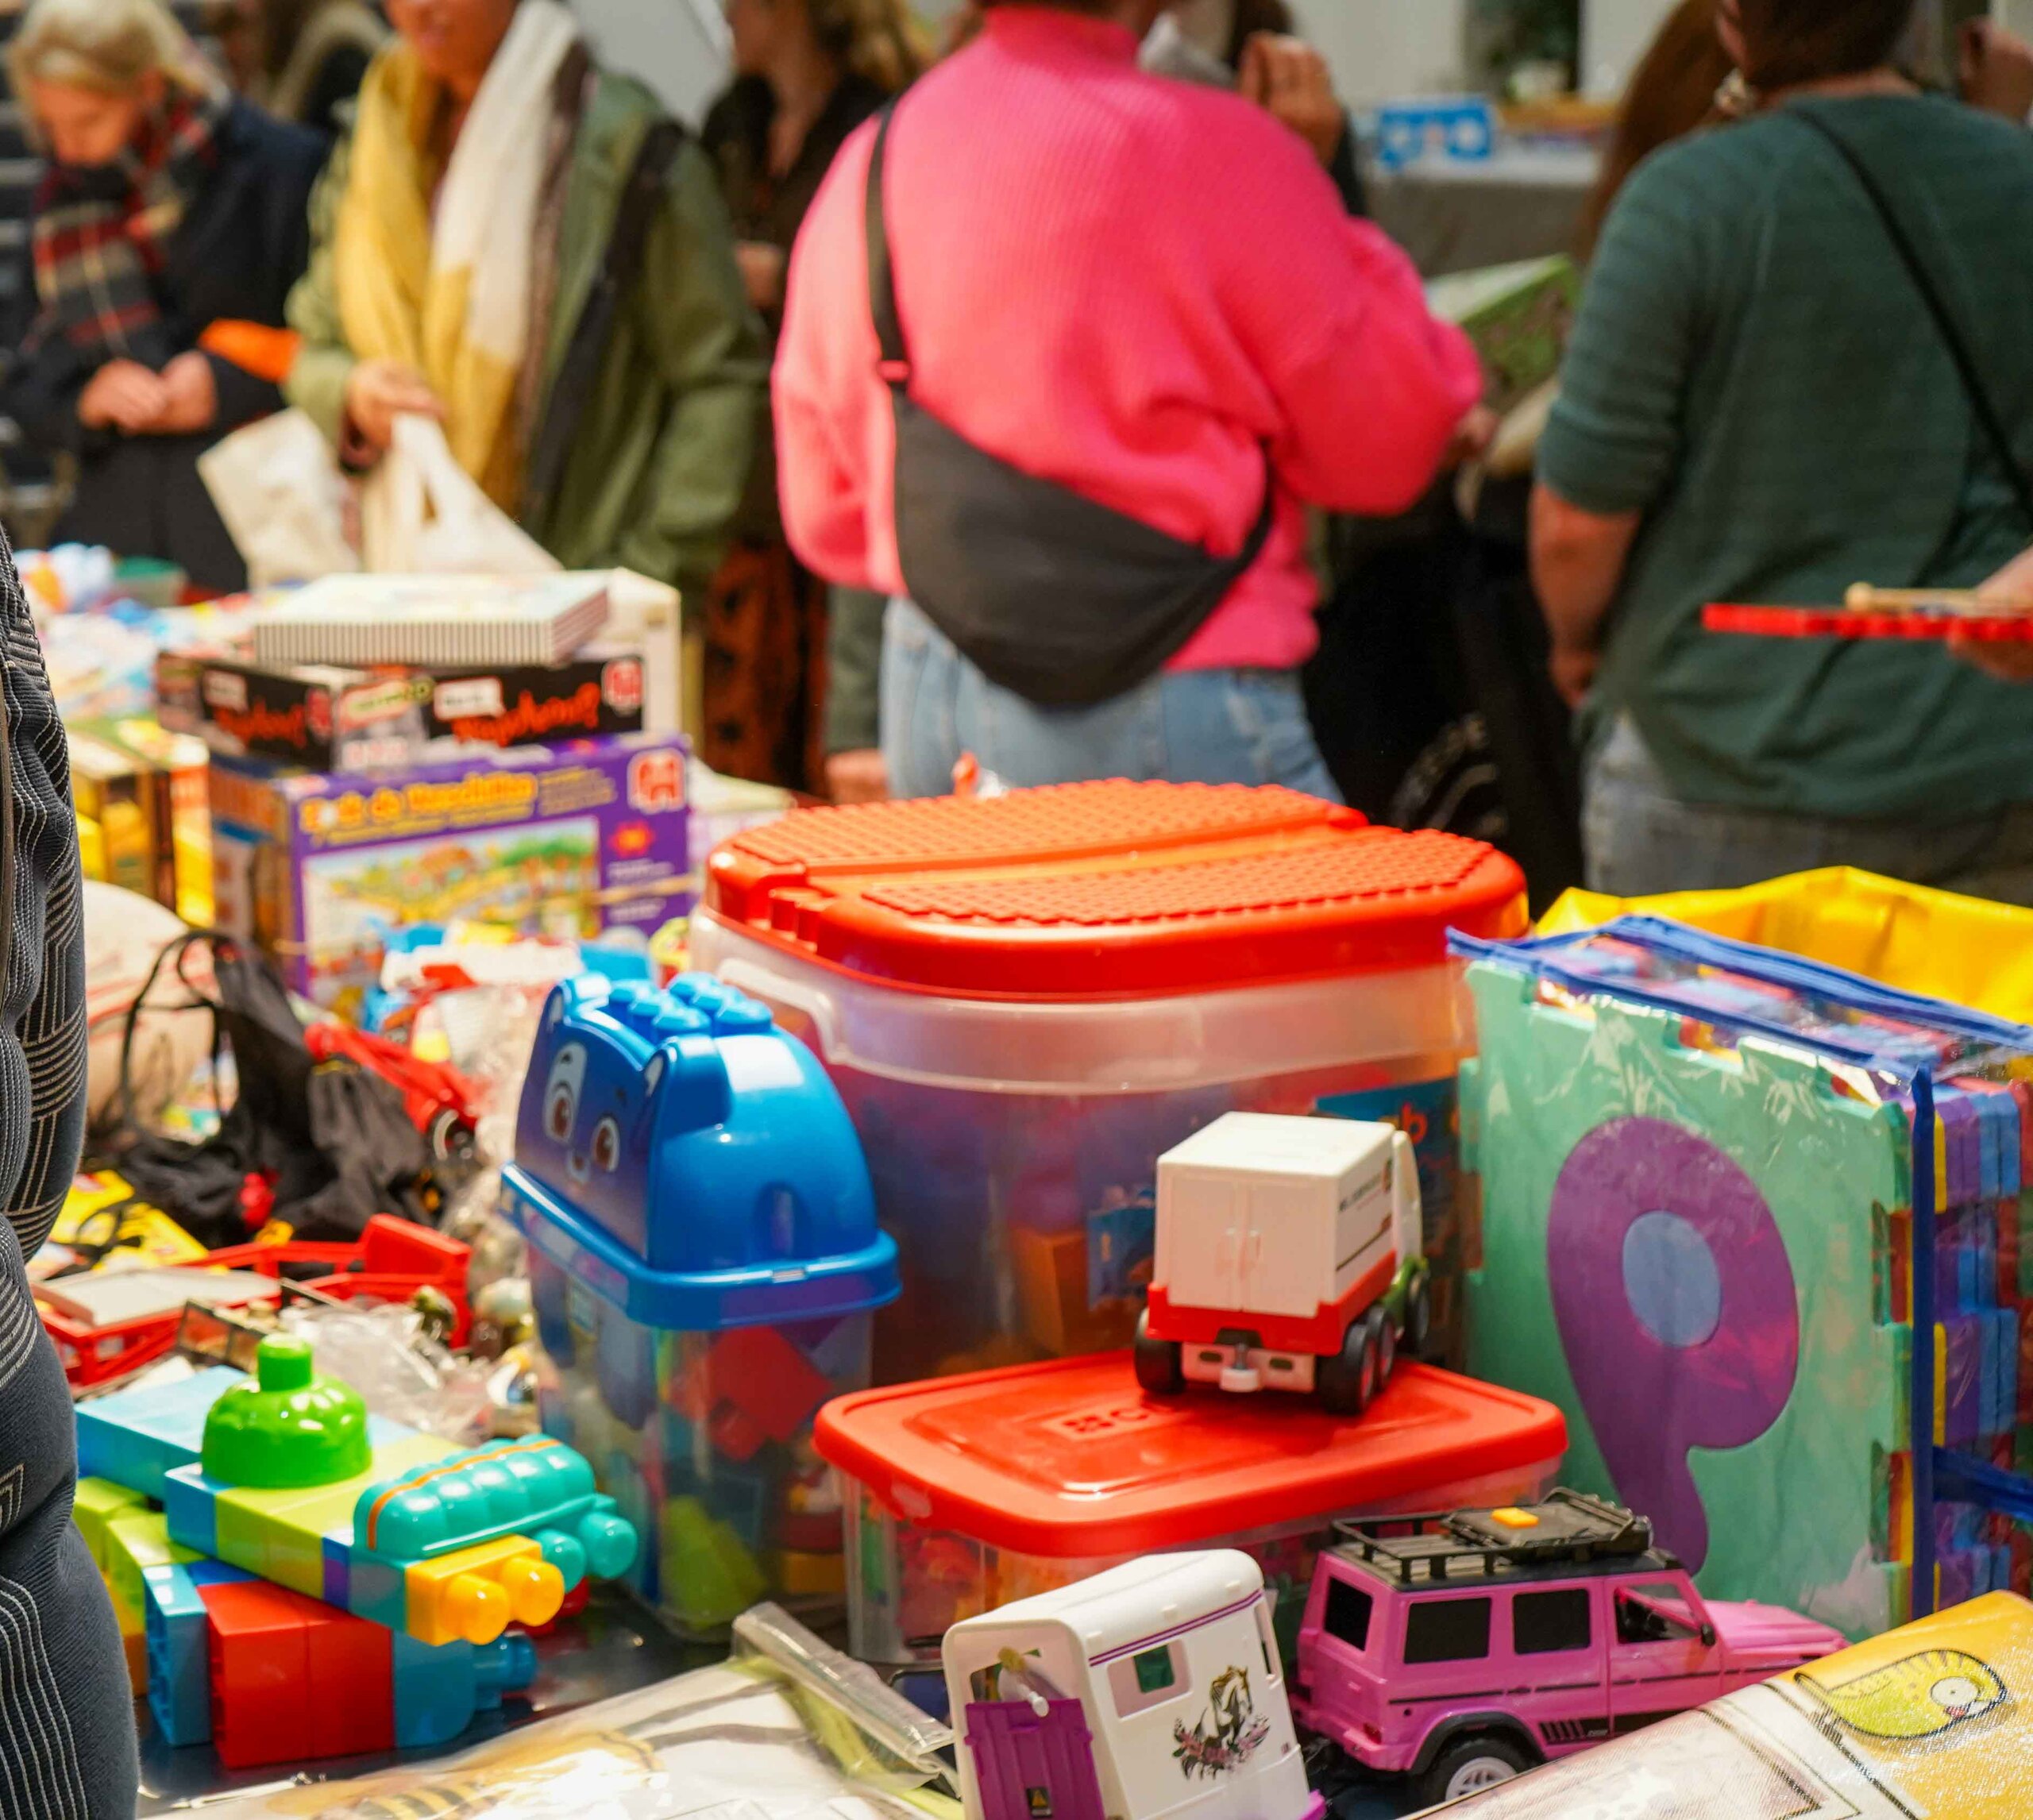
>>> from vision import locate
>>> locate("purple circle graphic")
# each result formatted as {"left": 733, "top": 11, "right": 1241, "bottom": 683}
{"left": 1549, "top": 1117, "right": 1800, "bottom": 1570}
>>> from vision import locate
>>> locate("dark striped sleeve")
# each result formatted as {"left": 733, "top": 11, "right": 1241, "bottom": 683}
{"left": 0, "top": 528, "right": 84, "bottom": 1261}
{"left": 0, "top": 533, "right": 134, "bottom": 1818}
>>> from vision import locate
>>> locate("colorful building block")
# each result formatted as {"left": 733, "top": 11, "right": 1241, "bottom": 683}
{"left": 77, "top": 1367, "right": 245, "bottom": 1498}
{"left": 72, "top": 1477, "right": 148, "bottom": 1571}
{"left": 140, "top": 1559, "right": 244, "bottom": 1748}
{"left": 204, "top": 1579, "right": 318, "bottom": 1769}
{"left": 102, "top": 1507, "right": 199, "bottom": 1625}
{"left": 390, "top": 1629, "right": 537, "bottom": 1749}
{"left": 89, "top": 1339, "right": 635, "bottom": 1651}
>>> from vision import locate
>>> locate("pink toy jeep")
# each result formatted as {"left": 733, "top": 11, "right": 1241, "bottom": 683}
{"left": 1292, "top": 1490, "right": 1846, "bottom": 1807}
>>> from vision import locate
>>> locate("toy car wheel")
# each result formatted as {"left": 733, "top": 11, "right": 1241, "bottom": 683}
{"left": 1317, "top": 1315, "right": 1379, "bottom": 1416}
{"left": 1369, "top": 1305, "right": 1396, "bottom": 1387}
{"left": 1422, "top": 1734, "right": 1533, "bottom": 1806}
{"left": 1404, "top": 1271, "right": 1433, "bottom": 1359}
{"left": 1133, "top": 1309, "right": 1185, "bottom": 1395}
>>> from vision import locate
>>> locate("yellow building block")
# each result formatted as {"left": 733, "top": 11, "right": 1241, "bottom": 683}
{"left": 404, "top": 1536, "right": 564, "bottom": 1647}
{"left": 103, "top": 1510, "right": 199, "bottom": 1621}
{"left": 73, "top": 1478, "right": 149, "bottom": 1572}
{"left": 774, "top": 1549, "right": 847, "bottom": 1600}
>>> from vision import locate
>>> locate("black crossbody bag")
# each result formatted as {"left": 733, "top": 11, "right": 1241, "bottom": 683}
{"left": 864, "top": 102, "right": 1277, "bottom": 708}
{"left": 1792, "top": 106, "right": 2033, "bottom": 530}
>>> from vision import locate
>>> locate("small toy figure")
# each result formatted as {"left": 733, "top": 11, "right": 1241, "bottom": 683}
{"left": 943, "top": 1551, "right": 1321, "bottom": 1820}
{"left": 1294, "top": 1489, "right": 1846, "bottom": 1807}
{"left": 1136, "top": 1114, "right": 1430, "bottom": 1414}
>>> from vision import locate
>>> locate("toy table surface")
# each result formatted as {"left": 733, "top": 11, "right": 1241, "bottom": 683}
{"left": 135, "top": 1586, "right": 714, "bottom": 1814}
{"left": 132, "top": 1587, "right": 1428, "bottom": 1816}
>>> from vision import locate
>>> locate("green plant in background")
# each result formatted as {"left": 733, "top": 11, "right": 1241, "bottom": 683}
{"left": 1472, "top": 0, "right": 1581, "bottom": 91}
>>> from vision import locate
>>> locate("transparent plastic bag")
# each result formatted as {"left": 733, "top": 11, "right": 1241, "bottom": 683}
{"left": 197, "top": 1652, "right": 958, "bottom": 1819}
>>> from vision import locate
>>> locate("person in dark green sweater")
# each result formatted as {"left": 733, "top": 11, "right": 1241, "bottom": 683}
{"left": 1533, "top": 0, "right": 2033, "bottom": 902}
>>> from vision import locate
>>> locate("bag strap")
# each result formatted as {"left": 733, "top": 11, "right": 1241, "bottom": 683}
{"left": 523, "top": 118, "right": 686, "bottom": 528}
{"left": 1792, "top": 106, "right": 2033, "bottom": 533}
{"left": 861, "top": 100, "right": 1279, "bottom": 573}
{"left": 865, "top": 102, "right": 908, "bottom": 386}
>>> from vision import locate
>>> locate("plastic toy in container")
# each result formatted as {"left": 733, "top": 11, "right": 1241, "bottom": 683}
{"left": 814, "top": 1350, "right": 1566, "bottom": 1666}
{"left": 943, "top": 1551, "right": 1321, "bottom": 1820}
{"left": 501, "top": 971, "right": 900, "bottom": 1633}
{"left": 1294, "top": 1488, "right": 1846, "bottom": 1807}
{"left": 1136, "top": 1114, "right": 1429, "bottom": 1413}
{"left": 695, "top": 781, "right": 1527, "bottom": 1379}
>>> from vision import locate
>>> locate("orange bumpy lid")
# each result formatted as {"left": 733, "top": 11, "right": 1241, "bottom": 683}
{"left": 704, "top": 781, "right": 1526, "bottom": 998}
{"left": 813, "top": 1355, "right": 1568, "bottom": 1558}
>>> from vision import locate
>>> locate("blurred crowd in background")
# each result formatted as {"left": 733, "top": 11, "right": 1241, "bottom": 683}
{"left": 5, "top": 0, "right": 2033, "bottom": 905}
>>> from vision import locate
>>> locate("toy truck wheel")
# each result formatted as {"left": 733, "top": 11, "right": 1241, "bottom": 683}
{"left": 1317, "top": 1316, "right": 1379, "bottom": 1416}
{"left": 1370, "top": 1306, "right": 1396, "bottom": 1387}
{"left": 1422, "top": 1733, "right": 1533, "bottom": 1805}
{"left": 1133, "top": 1309, "right": 1184, "bottom": 1395}
{"left": 1404, "top": 1271, "right": 1433, "bottom": 1359}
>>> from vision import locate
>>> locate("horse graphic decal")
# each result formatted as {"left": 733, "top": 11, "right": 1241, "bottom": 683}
{"left": 1173, "top": 1664, "right": 1271, "bottom": 1781}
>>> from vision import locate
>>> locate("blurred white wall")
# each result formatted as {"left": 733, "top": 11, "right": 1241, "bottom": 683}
{"left": 572, "top": 0, "right": 730, "bottom": 125}
{"left": 1578, "top": 0, "right": 1676, "bottom": 97}
{"left": 1290, "top": 0, "right": 1472, "bottom": 106}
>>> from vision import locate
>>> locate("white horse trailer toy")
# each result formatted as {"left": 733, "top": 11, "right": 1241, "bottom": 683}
{"left": 1135, "top": 1113, "right": 1429, "bottom": 1414}
{"left": 942, "top": 1552, "right": 1321, "bottom": 1820}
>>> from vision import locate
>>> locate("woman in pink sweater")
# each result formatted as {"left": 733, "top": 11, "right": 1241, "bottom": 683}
{"left": 774, "top": 0, "right": 1483, "bottom": 799}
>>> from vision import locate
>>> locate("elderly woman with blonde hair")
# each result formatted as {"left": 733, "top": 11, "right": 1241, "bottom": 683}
{"left": 0, "top": 0, "right": 326, "bottom": 591}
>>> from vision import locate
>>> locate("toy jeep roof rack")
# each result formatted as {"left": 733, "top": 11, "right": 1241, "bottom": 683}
{"left": 1332, "top": 1488, "right": 1658, "bottom": 1586}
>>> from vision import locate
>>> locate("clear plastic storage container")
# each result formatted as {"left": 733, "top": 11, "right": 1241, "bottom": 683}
{"left": 502, "top": 974, "right": 900, "bottom": 1635}
{"left": 815, "top": 1352, "right": 1567, "bottom": 1664}
{"left": 695, "top": 782, "right": 1528, "bottom": 1378}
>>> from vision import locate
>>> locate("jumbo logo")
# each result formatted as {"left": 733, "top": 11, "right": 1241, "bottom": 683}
{"left": 627, "top": 749, "right": 685, "bottom": 813}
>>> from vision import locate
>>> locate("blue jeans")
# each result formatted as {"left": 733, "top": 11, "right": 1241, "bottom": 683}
{"left": 880, "top": 598, "right": 1341, "bottom": 800}
{"left": 1584, "top": 715, "right": 2033, "bottom": 905}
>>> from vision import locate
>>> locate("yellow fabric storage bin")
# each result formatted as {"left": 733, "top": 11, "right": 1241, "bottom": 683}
{"left": 1539, "top": 867, "right": 2033, "bottom": 1024}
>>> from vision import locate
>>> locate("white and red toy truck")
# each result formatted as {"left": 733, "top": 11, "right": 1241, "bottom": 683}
{"left": 1134, "top": 1113, "right": 1429, "bottom": 1414}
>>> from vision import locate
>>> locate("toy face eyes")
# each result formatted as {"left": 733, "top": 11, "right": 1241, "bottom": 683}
{"left": 592, "top": 1116, "right": 621, "bottom": 1173}
{"left": 542, "top": 1043, "right": 587, "bottom": 1146}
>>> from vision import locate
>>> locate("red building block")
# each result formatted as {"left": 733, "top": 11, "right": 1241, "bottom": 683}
{"left": 203, "top": 1581, "right": 312, "bottom": 1769}
{"left": 675, "top": 1325, "right": 833, "bottom": 1463}
{"left": 203, "top": 1578, "right": 394, "bottom": 1768}
{"left": 305, "top": 1601, "right": 394, "bottom": 1759}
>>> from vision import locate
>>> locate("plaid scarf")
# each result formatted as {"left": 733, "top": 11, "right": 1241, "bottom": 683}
{"left": 28, "top": 85, "right": 230, "bottom": 366}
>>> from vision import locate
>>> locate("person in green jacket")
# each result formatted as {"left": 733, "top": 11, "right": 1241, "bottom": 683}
{"left": 284, "top": 0, "right": 767, "bottom": 607}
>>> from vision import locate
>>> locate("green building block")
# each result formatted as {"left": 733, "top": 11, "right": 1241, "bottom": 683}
{"left": 660, "top": 1496, "right": 767, "bottom": 1631}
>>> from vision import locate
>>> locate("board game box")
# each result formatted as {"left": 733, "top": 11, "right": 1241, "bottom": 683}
{"left": 157, "top": 647, "right": 649, "bottom": 772}
{"left": 208, "top": 734, "right": 692, "bottom": 1011}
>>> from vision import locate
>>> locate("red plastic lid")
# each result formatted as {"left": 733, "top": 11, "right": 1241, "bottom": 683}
{"left": 706, "top": 781, "right": 1526, "bottom": 999}
{"left": 813, "top": 1355, "right": 1567, "bottom": 1559}
{"left": 1705, "top": 602, "right": 2033, "bottom": 643}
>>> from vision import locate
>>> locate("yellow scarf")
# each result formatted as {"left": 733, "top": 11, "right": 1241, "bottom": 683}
{"left": 332, "top": 7, "right": 577, "bottom": 511}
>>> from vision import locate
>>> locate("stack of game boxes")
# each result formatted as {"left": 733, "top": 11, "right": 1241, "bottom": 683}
{"left": 156, "top": 573, "right": 693, "bottom": 1013}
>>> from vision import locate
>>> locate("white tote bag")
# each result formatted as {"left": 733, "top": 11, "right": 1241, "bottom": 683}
{"left": 197, "top": 407, "right": 361, "bottom": 587}
{"left": 361, "top": 414, "right": 560, "bottom": 575}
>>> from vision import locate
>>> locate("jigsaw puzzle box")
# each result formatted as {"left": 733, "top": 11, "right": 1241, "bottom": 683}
{"left": 209, "top": 734, "right": 692, "bottom": 1011}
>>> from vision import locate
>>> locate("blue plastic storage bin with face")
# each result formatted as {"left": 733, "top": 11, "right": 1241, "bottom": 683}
{"left": 501, "top": 972, "right": 899, "bottom": 1634}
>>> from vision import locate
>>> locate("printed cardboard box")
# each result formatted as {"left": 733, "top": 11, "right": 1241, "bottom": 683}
{"left": 159, "top": 649, "right": 648, "bottom": 772}
{"left": 208, "top": 734, "right": 692, "bottom": 1010}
